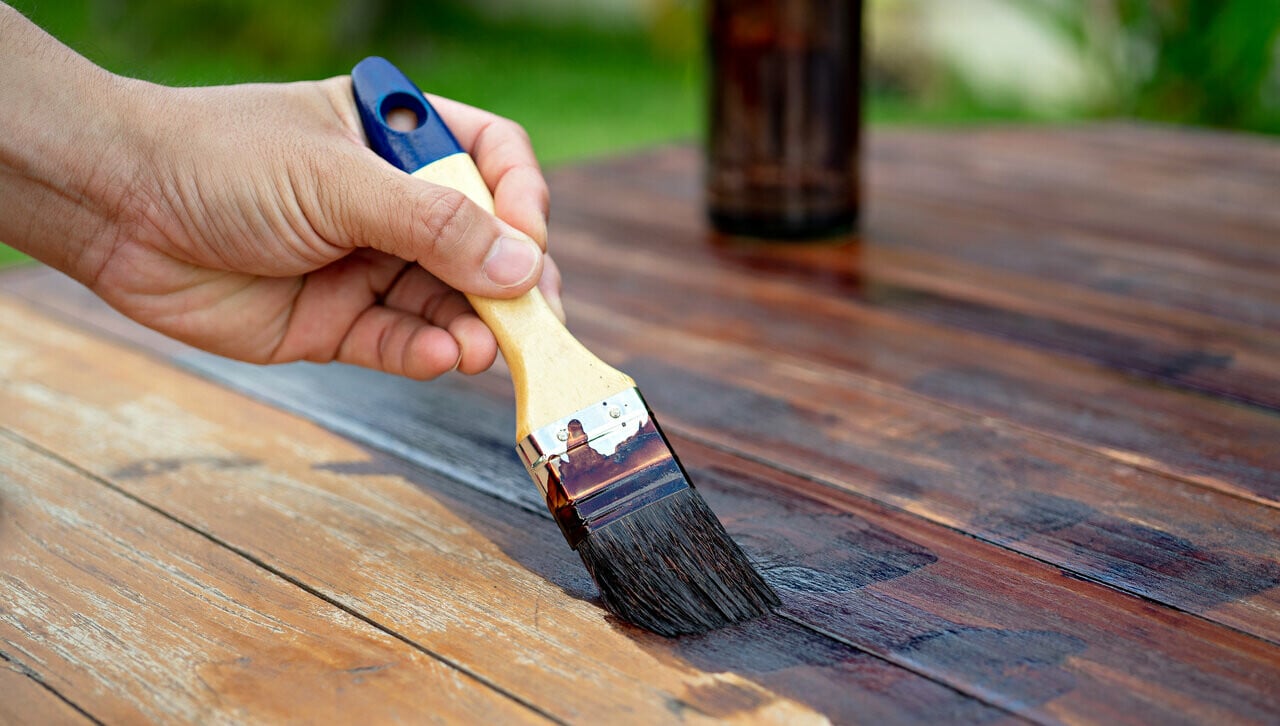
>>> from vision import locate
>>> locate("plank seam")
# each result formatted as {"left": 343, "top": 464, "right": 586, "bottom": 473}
{"left": 0, "top": 648, "right": 105, "bottom": 726}
{"left": 0, "top": 428, "right": 564, "bottom": 726}
{"left": 578, "top": 295, "right": 1280, "bottom": 513}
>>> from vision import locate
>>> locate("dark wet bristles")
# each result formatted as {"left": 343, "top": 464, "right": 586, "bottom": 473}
{"left": 575, "top": 487, "right": 780, "bottom": 636}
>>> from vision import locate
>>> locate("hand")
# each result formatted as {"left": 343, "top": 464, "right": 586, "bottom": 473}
{"left": 0, "top": 6, "right": 562, "bottom": 380}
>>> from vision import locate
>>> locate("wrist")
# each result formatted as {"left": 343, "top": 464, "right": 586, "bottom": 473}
{"left": 0, "top": 7, "right": 156, "bottom": 285}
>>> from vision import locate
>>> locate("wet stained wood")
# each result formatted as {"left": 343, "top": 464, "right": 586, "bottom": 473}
{"left": 542, "top": 148, "right": 1280, "bottom": 504}
{"left": 0, "top": 434, "right": 545, "bottom": 724}
{"left": 0, "top": 297, "right": 1002, "bottom": 725}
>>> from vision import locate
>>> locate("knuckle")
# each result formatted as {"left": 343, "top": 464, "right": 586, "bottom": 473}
{"left": 415, "top": 189, "right": 474, "bottom": 260}
{"left": 497, "top": 117, "right": 531, "bottom": 144}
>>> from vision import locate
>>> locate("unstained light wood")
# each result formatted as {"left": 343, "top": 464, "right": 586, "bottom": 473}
{"left": 0, "top": 660, "right": 91, "bottom": 726}
{"left": 0, "top": 431, "right": 545, "bottom": 724}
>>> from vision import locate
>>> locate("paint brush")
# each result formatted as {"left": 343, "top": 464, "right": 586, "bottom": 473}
{"left": 351, "top": 57, "right": 778, "bottom": 636}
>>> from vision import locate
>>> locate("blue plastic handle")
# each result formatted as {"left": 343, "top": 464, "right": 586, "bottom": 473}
{"left": 352, "top": 56, "right": 464, "bottom": 173}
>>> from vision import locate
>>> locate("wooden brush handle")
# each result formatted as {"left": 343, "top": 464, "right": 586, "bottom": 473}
{"left": 413, "top": 155, "right": 635, "bottom": 439}
{"left": 352, "top": 57, "right": 634, "bottom": 440}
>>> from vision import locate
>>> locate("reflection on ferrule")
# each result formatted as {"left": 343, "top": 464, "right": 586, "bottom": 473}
{"left": 516, "top": 388, "right": 652, "bottom": 498}
{"left": 515, "top": 388, "right": 692, "bottom": 548}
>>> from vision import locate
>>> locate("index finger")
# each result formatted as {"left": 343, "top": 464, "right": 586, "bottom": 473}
{"left": 426, "top": 94, "right": 550, "bottom": 251}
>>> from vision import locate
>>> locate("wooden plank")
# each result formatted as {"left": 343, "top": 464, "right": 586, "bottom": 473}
{"left": 157, "top": 345, "right": 1280, "bottom": 722}
{"left": 11, "top": 292, "right": 1274, "bottom": 724}
{"left": 0, "top": 296, "right": 996, "bottom": 725}
{"left": 550, "top": 156, "right": 1280, "bottom": 412}
{"left": 558, "top": 127, "right": 1280, "bottom": 272}
{"left": 567, "top": 304, "right": 1280, "bottom": 643}
{"left": 870, "top": 196, "right": 1280, "bottom": 332}
{"left": 539, "top": 184, "right": 1280, "bottom": 505}
{"left": 0, "top": 657, "right": 93, "bottom": 726}
{"left": 0, "top": 433, "right": 543, "bottom": 724}
{"left": 868, "top": 126, "right": 1280, "bottom": 260}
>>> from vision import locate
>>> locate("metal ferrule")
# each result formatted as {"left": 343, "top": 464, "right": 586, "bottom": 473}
{"left": 516, "top": 388, "right": 691, "bottom": 548}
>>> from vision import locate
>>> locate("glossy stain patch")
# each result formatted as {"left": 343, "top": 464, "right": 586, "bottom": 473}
{"left": 880, "top": 288, "right": 1237, "bottom": 388}
{"left": 687, "top": 465, "right": 1095, "bottom": 714}
{"left": 908, "top": 365, "right": 1280, "bottom": 502}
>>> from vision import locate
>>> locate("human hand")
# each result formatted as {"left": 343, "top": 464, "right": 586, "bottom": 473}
{"left": 0, "top": 7, "right": 561, "bottom": 380}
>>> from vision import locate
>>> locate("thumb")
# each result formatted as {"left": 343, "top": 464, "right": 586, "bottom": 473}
{"left": 324, "top": 151, "right": 544, "bottom": 297}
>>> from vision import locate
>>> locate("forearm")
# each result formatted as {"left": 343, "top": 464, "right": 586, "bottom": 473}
{"left": 0, "top": 4, "right": 149, "bottom": 284}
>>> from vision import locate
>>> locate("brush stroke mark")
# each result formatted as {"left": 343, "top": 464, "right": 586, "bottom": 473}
{"left": 694, "top": 467, "right": 938, "bottom": 594}
{"left": 909, "top": 365, "right": 1280, "bottom": 502}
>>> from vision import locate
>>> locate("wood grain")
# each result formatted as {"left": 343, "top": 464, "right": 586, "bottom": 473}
{"left": 544, "top": 151, "right": 1280, "bottom": 505}
{"left": 11, "top": 282, "right": 1271, "bottom": 723}
{"left": 551, "top": 149, "right": 1280, "bottom": 409}
{"left": 150, "top": 347, "right": 1280, "bottom": 724}
{"left": 0, "top": 296, "right": 996, "bottom": 725}
{"left": 0, "top": 432, "right": 544, "bottom": 724}
{"left": 564, "top": 303, "right": 1280, "bottom": 642}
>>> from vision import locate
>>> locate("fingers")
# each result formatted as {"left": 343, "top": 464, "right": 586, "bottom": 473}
{"left": 271, "top": 249, "right": 500, "bottom": 379}
{"left": 424, "top": 95, "right": 551, "bottom": 249}
{"left": 315, "top": 147, "right": 543, "bottom": 299}
{"left": 334, "top": 297, "right": 498, "bottom": 379}
{"left": 539, "top": 253, "right": 566, "bottom": 322}
{"left": 380, "top": 264, "right": 498, "bottom": 373}
{"left": 336, "top": 306, "right": 463, "bottom": 380}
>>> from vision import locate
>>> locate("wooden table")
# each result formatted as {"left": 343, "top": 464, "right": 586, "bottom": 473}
{"left": 2, "top": 124, "right": 1278, "bottom": 724}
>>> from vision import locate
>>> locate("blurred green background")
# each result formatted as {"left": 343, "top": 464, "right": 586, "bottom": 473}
{"left": 3, "top": 0, "right": 1279, "bottom": 267}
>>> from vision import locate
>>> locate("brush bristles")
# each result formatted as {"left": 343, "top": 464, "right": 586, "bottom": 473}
{"left": 576, "top": 487, "right": 780, "bottom": 636}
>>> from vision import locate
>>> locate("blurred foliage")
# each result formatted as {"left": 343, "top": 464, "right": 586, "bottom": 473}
{"left": 0, "top": 245, "right": 25, "bottom": 267}
{"left": 4, "top": 0, "right": 712, "bottom": 267}
{"left": 8, "top": 0, "right": 705, "bottom": 165}
{"left": 1008, "top": 0, "right": 1280, "bottom": 133}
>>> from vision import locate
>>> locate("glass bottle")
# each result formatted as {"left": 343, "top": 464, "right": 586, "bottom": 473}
{"left": 707, "top": 0, "right": 863, "bottom": 239}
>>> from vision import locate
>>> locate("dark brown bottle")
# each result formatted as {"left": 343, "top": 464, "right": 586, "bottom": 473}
{"left": 707, "top": 0, "right": 862, "bottom": 239}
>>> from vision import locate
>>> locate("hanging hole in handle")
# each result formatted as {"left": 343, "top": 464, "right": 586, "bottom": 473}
{"left": 380, "top": 92, "right": 427, "bottom": 132}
